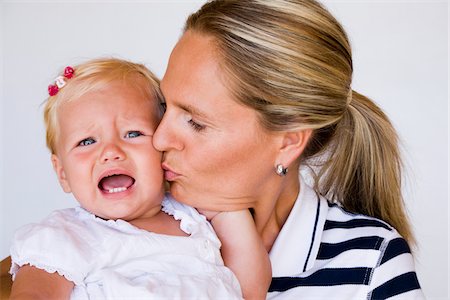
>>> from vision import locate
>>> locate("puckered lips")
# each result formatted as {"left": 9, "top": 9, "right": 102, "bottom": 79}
{"left": 161, "top": 163, "right": 180, "bottom": 181}
{"left": 98, "top": 171, "right": 135, "bottom": 195}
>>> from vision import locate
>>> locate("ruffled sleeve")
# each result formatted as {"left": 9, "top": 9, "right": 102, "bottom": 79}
{"left": 161, "top": 194, "right": 221, "bottom": 246}
{"left": 10, "top": 208, "right": 103, "bottom": 286}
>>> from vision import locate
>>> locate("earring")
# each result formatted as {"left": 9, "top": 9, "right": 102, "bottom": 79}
{"left": 276, "top": 164, "right": 288, "bottom": 176}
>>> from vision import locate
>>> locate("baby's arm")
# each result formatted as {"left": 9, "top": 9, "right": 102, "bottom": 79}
{"left": 210, "top": 210, "right": 272, "bottom": 300}
{"left": 10, "top": 265, "right": 73, "bottom": 300}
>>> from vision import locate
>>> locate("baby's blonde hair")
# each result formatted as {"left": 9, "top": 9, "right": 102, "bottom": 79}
{"left": 43, "top": 58, "right": 163, "bottom": 154}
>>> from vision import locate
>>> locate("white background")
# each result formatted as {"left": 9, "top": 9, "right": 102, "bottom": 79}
{"left": 0, "top": 1, "right": 448, "bottom": 299}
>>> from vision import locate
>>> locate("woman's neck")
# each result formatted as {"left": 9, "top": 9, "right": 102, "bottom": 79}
{"left": 253, "top": 173, "right": 300, "bottom": 252}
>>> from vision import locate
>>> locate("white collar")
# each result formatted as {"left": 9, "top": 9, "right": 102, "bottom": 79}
{"left": 269, "top": 175, "right": 328, "bottom": 276}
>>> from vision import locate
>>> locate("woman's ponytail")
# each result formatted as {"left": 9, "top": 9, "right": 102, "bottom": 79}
{"left": 314, "top": 91, "right": 413, "bottom": 243}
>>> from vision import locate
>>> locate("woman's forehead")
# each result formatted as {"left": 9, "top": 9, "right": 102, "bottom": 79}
{"left": 161, "top": 32, "right": 228, "bottom": 104}
{"left": 168, "top": 33, "right": 224, "bottom": 77}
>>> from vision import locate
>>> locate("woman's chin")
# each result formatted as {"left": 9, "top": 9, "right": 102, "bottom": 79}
{"left": 171, "top": 187, "right": 251, "bottom": 212}
{"left": 170, "top": 185, "right": 198, "bottom": 206}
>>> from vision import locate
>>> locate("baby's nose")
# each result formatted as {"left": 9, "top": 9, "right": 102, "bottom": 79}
{"left": 100, "top": 144, "right": 126, "bottom": 163}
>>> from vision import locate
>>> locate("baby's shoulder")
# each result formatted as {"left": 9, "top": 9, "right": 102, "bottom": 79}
{"left": 12, "top": 207, "right": 113, "bottom": 252}
{"left": 10, "top": 208, "right": 103, "bottom": 285}
{"left": 15, "top": 208, "right": 82, "bottom": 235}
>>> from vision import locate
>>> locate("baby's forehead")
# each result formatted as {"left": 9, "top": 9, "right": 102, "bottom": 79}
{"left": 57, "top": 82, "right": 160, "bottom": 119}
{"left": 63, "top": 77, "right": 152, "bottom": 99}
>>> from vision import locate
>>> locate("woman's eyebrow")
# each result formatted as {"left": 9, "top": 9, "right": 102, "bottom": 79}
{"left": 178, "top": 103, "right": 209, "bottom": 120}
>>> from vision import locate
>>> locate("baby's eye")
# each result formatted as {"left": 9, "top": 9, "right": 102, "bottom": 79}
{"left": 78, "top": 138, "right": 96, "bottom": 147}
{"left": 125, "top": 131, "right": 144, "bottom": 138}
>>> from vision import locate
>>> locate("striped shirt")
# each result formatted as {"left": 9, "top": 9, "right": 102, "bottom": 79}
{"left": 267, "top": 177, "right": 424, "bottom": 299}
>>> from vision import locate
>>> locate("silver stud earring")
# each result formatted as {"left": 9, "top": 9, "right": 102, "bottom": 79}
{"left": 276, "top": 164, "right": 288, "bottom": 176}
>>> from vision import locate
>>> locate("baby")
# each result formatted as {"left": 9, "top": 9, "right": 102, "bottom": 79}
{"left": 9, "top": 58, "right": 271, "bottom": 299}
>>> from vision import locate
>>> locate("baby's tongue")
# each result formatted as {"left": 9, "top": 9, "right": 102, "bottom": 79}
{"left": 100, "top": 174, "right": 134, "bottom": 190}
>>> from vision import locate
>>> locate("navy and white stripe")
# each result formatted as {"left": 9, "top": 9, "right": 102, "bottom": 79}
{"left": 267, "top": 178, "right": 424, "bottom": 299}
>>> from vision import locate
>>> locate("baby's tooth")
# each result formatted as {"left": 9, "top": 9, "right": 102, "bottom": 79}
{"left": 107, "top": 187, "right": 127, "bottom": 193}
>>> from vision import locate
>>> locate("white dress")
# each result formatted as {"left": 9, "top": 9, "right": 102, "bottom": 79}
{"left": 10, "top": 194, "right": 242, "bottom": 299}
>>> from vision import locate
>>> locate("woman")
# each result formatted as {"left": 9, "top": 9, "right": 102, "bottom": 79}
{"left": 153, "top": 0, "right": 424, "bottom": 298}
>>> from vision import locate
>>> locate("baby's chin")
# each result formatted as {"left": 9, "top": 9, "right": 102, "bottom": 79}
{"left": 79, "top": 204, "right": 133, "bottom": 222}
{"left": 92, "top": 211, "right": 132, "bottom": 222}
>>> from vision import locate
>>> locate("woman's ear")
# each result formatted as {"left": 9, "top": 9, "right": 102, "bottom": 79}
{"left": 51, "top": 154, "right": 71, "bottom": 193}
{"left": 276, "top": 129, "right": 313, "bottom": 168}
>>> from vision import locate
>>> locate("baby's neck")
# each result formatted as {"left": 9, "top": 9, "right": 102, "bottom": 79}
{"left": 129, "top": 210, "right": 189, "bottom": 237}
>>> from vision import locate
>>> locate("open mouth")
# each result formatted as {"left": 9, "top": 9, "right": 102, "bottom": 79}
{"left": 98, "top": 174, "right": 135, "bottom": 194}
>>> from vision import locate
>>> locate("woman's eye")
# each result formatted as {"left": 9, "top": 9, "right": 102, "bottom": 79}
{"left": 125, "top": 131, "right": 143, "bottom": 138}
{"left": 188, "top": 119, "right": 206, "bottom": 132}
{"left": 78, "top": 138, "right": 95, "bottom": 147}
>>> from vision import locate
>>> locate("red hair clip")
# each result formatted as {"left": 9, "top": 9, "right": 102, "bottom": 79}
{"left": 48, "top": 66, "right": 75, "bottom": 96}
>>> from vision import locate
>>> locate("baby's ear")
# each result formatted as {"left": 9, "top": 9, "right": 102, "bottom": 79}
{"left": 51, "top": 154, "right": 71, "bottom": 193}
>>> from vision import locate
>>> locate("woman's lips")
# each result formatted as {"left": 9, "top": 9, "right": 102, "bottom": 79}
{"left": 162, "top": 164, "right": 180, "bottom": 181}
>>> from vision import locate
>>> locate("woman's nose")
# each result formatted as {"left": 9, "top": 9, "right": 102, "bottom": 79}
{"left": 100, "top": 143, "right": 126, "bottom": 163}
{"left": 153, "top": 112, "right": 183, "bottom": 152}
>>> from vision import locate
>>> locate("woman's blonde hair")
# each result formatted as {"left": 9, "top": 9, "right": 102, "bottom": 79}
{"left": 43, "top": 58, "right": 163, "bottom": 154}
{"left": 186, "top": 0, "right": 413, "bottom": 242}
